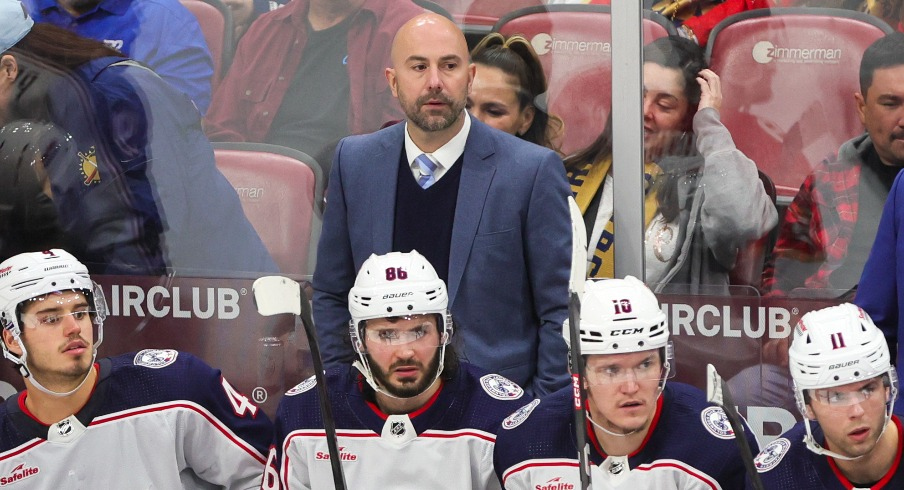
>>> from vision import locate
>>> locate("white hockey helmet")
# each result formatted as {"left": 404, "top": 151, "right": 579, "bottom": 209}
{"left": 0, "top": 250, "right": 107, "bottom": 394}
{"left": 789, "top": 303, "right": 897, "bottom": 459}
{"left": 348, "top": 251, "right": 453, "bottom": 397}
{"left": 563, "top": 276, "right": 670, "bottom": 356}
{"left": 790, "top": 303, "right": 893, "bottom": 392}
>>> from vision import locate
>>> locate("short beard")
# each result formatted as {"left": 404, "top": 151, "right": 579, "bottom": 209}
{"left": 368, "top": 350, "right": 441, "bottom": 398}
{"left": 403, "top": 92, "right": 466, "bottom": 133}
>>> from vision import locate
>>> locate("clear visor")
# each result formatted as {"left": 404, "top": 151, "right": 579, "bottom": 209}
{"left": 359, "top": 314, "right": 444, "bottom": 349}
{"left": 19, "top": 289, "right": 100, "bottom": 329}
{"left": 584, "top": 349, "right": 673, "bottom": 386}
{"left": 810, "top": 374, "right": 891, "bottom": 410}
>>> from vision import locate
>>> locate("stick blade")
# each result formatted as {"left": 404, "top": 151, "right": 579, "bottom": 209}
{"left": 568, "top": 196, "right": 588, "bottom": 297}
{"left": 252, "top": 276, "right": 301, "bottom": 316}
{"left": 706, "top": 363, "right": 725, "bottom": 406}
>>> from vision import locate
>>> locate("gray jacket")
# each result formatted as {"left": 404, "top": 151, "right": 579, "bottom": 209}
{"left": 653, "top": 108, "right": 779, "bottom": 294}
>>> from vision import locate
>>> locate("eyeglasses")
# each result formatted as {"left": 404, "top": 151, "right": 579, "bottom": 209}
{"left": 585, "top": 359, "right": 663, "bottom": 386}
{"left": 811, "top": 380, "right": 887, "bottom": 408}
{"left": 22, "top": 309, "right": 97, "bottom": 329}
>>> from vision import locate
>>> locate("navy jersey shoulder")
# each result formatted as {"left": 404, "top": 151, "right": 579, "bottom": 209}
{"left": 274, "top": 362, "right": 526, "bottom": 438}
{"left": 494, "top": 385, "right": 575, "bottom": 475}
{"left": 756, "top": 416, "right": 904, "bottom": 489}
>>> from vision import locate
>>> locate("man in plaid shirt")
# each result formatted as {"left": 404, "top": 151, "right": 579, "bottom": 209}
{"left": 762, "top": 33, "right": 904, "bottom": 299}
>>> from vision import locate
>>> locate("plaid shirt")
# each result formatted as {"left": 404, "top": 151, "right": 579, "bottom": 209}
{"left": 762, "top": 135, "right": 872, "bottom": 296}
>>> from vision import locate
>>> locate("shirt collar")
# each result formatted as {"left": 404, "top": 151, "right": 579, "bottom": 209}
{"left": 404, "top": 111, "right": 470, "bottom": 169}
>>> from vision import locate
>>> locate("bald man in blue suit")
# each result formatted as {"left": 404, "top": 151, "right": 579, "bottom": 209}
{"left": 312, "top": 13, "right": 571, "bottom": 397}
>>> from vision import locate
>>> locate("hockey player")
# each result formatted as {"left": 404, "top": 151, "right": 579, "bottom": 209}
{"left": 0, "top": 249, "right": 273, "bottom": 488}
{"left": 264, "top": 251, "right": 527, "bottom": 489}
{"left": 754, "top": 303, "right": 903, "bottom": 489}
{"left": 494, "top": 276, "right": 758, "bottom": 489}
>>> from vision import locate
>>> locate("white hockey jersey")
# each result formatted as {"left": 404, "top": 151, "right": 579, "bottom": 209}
{"left": 494, "top": 382, "right": 759, "bottom": 489}
{"left": 264, "top": 363, "right": 526, "bottom": 490}
{"left": 0, "top": 349, "right": 272, "bottom": 489}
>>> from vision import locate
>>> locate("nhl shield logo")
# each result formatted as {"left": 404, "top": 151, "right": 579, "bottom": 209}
{"left": 701, "top": 406, "right": 735, "bottom": 440}
{"left": 286, "top": 375, "right": 317, "bottom": 396}
{"left": 390, "top": 421, "right": 406, "bottom": 437}
{"left": 754, "top": 438, "right": 791, "bottom": 472}
{"left": 502, "top": 399, "right": 541, "bottom": 430}
{"left": 480, "top": 374, "right": 524, "bottom": 401}
{"left": 134, "top": 349, "right": 178, "bottom": 369}
{"left": 56, "top": 419, "right": 72, "bottom": 437}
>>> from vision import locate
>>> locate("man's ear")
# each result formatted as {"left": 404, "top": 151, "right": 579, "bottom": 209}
{"left": 0, "top": 54, "right": 18, "bottom": 83}
{"left": 1, "top": 328, "right": 22, "bottom": 357}
{"left": 386, "top": 67, "right": 398, "bottom": 98}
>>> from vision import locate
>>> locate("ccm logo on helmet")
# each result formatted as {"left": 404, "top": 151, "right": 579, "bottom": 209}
{"left": 382, "top": 292, "right": 412, "bottom": 300}
{"left": 611, "top": 328, "right": 644, "bottom": 336}
{"left": 827, "top": 360, "right": 858, "bottom": 370}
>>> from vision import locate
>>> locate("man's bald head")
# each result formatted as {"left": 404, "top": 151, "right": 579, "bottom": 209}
{"left": 390, "top": 13, "right": 469, "bottom": 70}
{"left": 385, "top": 12, "right": 474, "bottom": 147}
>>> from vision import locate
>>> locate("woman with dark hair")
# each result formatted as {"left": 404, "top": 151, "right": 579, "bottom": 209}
{"left": 467, "top": 33, "right": 564, "bottom": 153}
{"left": 565, "top": 36, "right": 777, "bottom": 292}
{"left": 0, "top": 7, "right": 276, "bottom": 276}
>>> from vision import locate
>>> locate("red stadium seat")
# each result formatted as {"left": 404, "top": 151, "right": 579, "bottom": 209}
{"left": 705, "top": 8, "right": 893, "bottom": 206}
{"left": 212, "top": 143, "right": 323, "bottom": 276}
{"left": 429, "top": 0, "right": 545, "bottom": 29}
{"left": 494, "top": 5, "right": 676, "bottom": 155}
{"left": 181, "top": 0, "right": 235, "bottom": 92}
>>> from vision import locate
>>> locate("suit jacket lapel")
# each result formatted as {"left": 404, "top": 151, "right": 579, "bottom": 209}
{"left": 448, "top": 119, "right": 496, "bottom": 303}
{"left": 371, "top": 123, "right": 405, "bottom": 253}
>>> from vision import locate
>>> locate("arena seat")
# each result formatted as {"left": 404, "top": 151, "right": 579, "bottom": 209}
{"left": 429, "top": 0, "right": 545, "bottom": 39}
{"left": 705, "top": 7, "right": 893, "bottom": 206}
{"left": 493, "top": 5, "right": 676, "bottom": 155}
{"left": 181, "top": 0, "right": 235, "bottom": 91}
{"left": 212, "top": 142, "right": 323, "bottom": 276}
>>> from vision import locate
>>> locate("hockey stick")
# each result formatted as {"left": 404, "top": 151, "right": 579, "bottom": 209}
{"left": 705, "top": 364, "right": 764, "bottom": 490}
{"left": 567, "top": 196, "right": 591, "bottom": 489}
{"left": 253, "top": 276, "right": 348, "bottom": 490}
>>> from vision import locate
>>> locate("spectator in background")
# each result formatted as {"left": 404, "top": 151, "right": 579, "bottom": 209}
{"left": 204, "top": 0, "right": 426, "bottom": 174}
{"left": 763, "top": 33, "right": 904, "bottom": 299}
{"left": 21, "top": 0, "right": 214, "bottom": 113}
{"left": 223, "top": 0, "right": 284, "bottom": 41}
{"left": 312, "top": 13, "right": 572, "bottom": 398}
{"left": 467, "top": 33, "right": 564, "bottom": 153}
{"left": 0, "top": 10, "right": 276, "bottom": 275}
{"left": 564, "top": 36, "right": 776, "bottom": 292}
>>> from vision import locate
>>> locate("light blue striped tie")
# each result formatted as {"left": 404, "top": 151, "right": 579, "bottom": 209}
{"left": 415, "top": 153, "right": 438, "bottom": 189}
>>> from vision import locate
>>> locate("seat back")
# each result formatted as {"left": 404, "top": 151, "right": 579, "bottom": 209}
{"left": 212, "top": 143, "right": 323, "bottom": 276}
{"left": 494, "top": 5, "right": 675, "bottom": 155}
{"left": 706, "top": 7, "right": 892, "bottom": 205}
{"left": 181, "top": 0, "right": 235, "bottom": 91}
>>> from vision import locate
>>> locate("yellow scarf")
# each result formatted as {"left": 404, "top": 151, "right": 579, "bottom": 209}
{"left": 567, "top": 156, "right": 661, "bottom": 278}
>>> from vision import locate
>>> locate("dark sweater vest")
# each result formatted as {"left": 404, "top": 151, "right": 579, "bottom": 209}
{"left": 392, "top": 153, "right": 462, "bottom": 284}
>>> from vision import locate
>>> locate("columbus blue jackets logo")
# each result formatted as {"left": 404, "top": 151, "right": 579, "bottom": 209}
{"left": 286, "top": 375, "right": 317, "bottom": 396}
{"left": 79, "top": 146, "right": 100, "bottom": 185}
{"left": 502, "top": 399, "right": 541, "bottom": 430}
{"left": 754, "top": 438, "right": 791, "bottom": 472}
{"left": 700, "top": 406, "right": 735, "bottom": 440}
{"left": 134, "top": 349, "right": 178, "bottom": 369}
{"left": 480, "top": 374, "right": 523, "bottom": 400}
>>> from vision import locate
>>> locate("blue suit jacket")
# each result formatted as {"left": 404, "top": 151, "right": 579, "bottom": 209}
{"left": 313, "top": 116, "right": 571, "bottom": 397}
